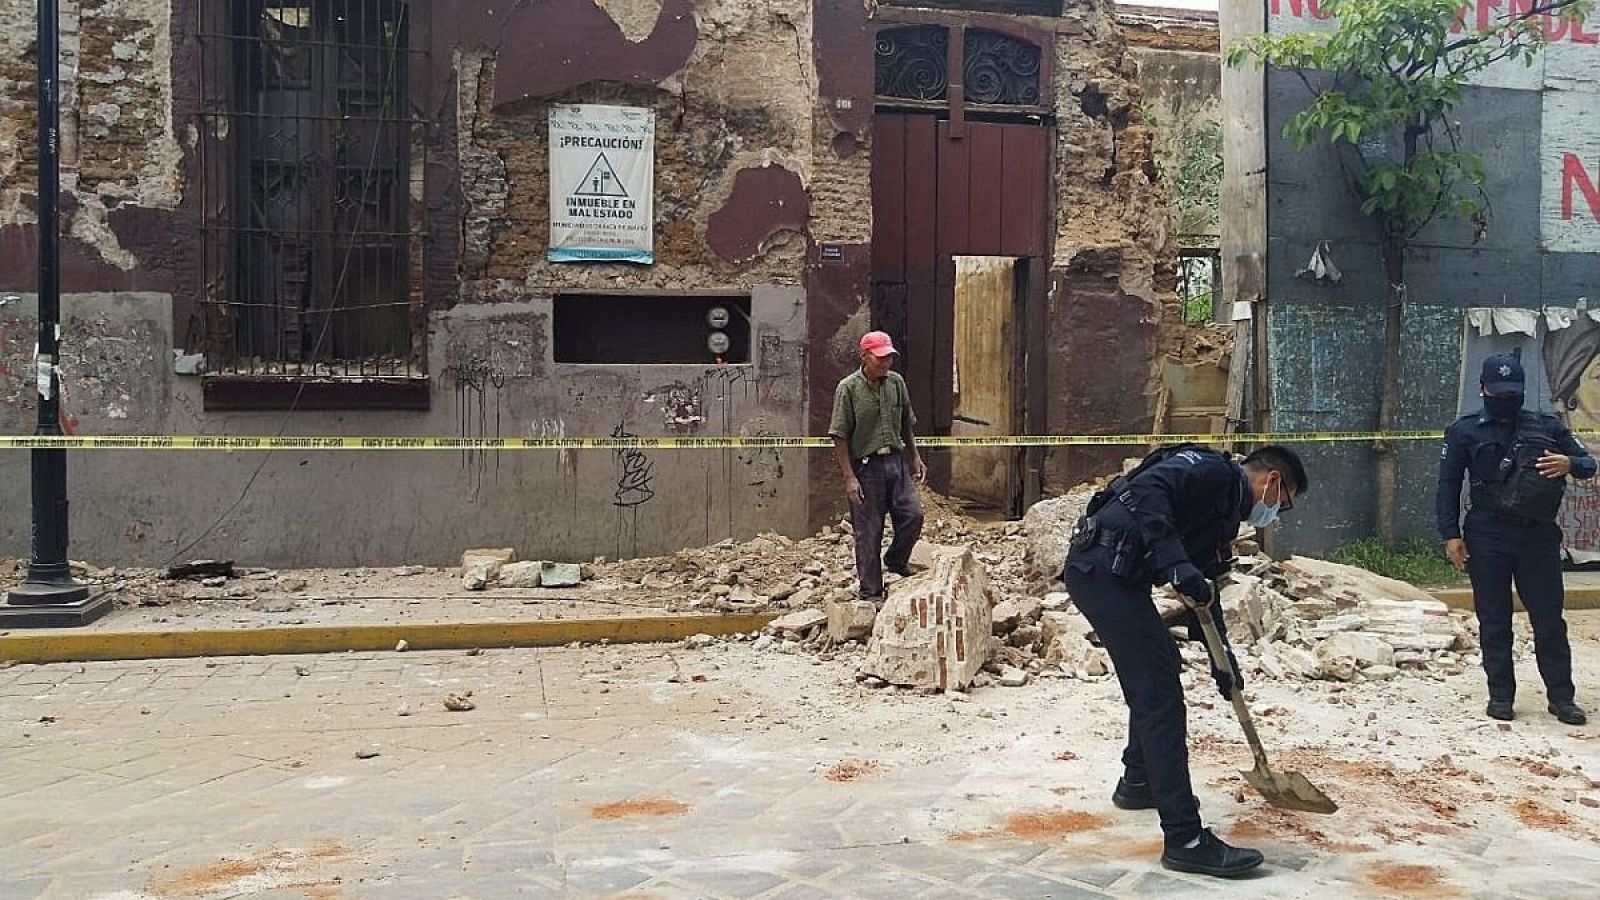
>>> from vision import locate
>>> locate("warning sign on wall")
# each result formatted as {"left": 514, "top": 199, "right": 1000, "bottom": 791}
{"left": 548, "top": 104, "right": 655, "bottom": 264}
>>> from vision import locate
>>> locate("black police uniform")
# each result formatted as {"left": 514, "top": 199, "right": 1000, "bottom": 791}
{"left": 1437, "top": 407, "right": 1594, "bottom": 707}
{"left": 1063, "top": 447, "right": 1247, "bottom": 849}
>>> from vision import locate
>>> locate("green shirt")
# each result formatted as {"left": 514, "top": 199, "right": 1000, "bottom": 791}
{"left": 828, "top": 368, "right": 917, "bottom": 460}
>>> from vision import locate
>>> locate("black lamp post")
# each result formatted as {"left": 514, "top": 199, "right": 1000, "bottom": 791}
{"left": 2, "top": 0, "right": 111, "bottom": 627}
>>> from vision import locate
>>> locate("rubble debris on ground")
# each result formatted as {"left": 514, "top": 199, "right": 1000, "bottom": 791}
{"left": 1227, "top": 556, "right": 1476, "bottom": 682}
{"left": 461, "top": 548, "right": 515, "bottom": 590}
{"left": 0, "top": 467, "right": 1478, "bottom": 699}
{"left": 827, "top": 596, "right": 877, "bottom": 643}
{"left": 166, "top": 560, "right": 235, "bottom": 580}
{"left": 460, "top": 549, "right": 589, "bottom": 592}
{"left": 1020, "top": 489, "right": 1097, "bottom": 594}
{"left": 499, "top": 561, "right": 544, "bottom": 588}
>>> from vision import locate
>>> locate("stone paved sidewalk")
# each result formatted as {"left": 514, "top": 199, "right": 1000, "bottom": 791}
{"left": 3, "top": 641, "right": 1598, "bottom": 899}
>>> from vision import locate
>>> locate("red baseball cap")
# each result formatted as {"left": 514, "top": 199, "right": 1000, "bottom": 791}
{"left": 860, "top": 331, "right": 898, "bottom": 357}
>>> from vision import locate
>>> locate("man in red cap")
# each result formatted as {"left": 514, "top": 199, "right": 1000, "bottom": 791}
{"left": 829, "top": 331, "right": 927, "bottom": 602}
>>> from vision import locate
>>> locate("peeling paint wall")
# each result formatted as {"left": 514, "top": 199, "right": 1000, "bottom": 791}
{"left": 0, "top": 0, "right": 181, "bottom": 257}
{"left": 0, "top": 0, "right": 818, "bottom": 566}
{"left": 0, "top": 0, "right": 1180, "bottom": 565}
{"left": 1044, "top": 3, "right": 1181, "bottom": 491}
{"left": 1123, "top": 9, "right": 1222, "bottom": 251}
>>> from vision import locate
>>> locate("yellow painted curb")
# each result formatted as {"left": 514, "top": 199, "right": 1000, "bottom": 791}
{"left": 0, "top": 612, "right": 778, "bottom": 664}
{"left": 1430, "top": 589, "right": 1600, "bottom": 613}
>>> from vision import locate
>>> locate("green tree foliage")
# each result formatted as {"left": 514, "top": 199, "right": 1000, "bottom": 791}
{"left": 1227, "top": 0, "right": 1590, "bottom": 544}
{"left": 1229, "top": 0, "right": 1589, "bottom": 247}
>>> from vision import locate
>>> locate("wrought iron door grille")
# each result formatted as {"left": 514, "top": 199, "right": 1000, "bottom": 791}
{"left": 875, "top": 25, "right": 1042, "bottom": 107}
{"left": 197, "top": 0, "right": 426, "bottom": 377}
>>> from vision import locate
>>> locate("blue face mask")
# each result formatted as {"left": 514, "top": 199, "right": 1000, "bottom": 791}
{"left": 1248, "top": 478, "right": 1283, "bottom": 528}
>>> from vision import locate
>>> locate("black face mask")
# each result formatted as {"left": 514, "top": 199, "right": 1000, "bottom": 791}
{"left": 1484, "top": 393, "right": 1524, "bottom": 421}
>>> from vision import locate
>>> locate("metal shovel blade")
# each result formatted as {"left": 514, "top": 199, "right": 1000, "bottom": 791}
{"left": 1242, "top": 764, "right": 1339, "bottom": 815}
{"left": 1192, "top": 590, "right": 1338, "bottom": 815}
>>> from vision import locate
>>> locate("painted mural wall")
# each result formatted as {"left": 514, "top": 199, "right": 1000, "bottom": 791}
{"left": 1262, "top": 0, "right": 1600, "bottom": 555}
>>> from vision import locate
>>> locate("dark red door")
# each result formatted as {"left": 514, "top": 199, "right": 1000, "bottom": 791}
{"left": 871, "top": 113, "right": 1049, "bottom": 496}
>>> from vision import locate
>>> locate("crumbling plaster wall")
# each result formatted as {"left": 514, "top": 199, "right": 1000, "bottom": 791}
{"left": 0, "top": 0, "right": 1179, "bottom": 563}
{"left": 433, "top": 0, "right": 823, "bottom": 558}
{"left": 1131, "top": 46, "right": 1222, "bottom": 249}
{"left": 0, "top": 0, "right": 181, "bottom": 273}
{"left": 457, "top": 0, "right": 819, "bottom": 290}
{"left": 0, "top": 0, "right": 823, "bottom": 566}
{"left": 1044, "top": 2, "right": 1180, "bottom": 493}
{"left": 799, "top": 1, "right": 1183, "bottom": 517}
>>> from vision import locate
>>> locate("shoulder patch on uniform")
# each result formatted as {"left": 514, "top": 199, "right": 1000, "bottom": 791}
{"left": 1440, "top": 443, "right": 1449, "bottom": 459}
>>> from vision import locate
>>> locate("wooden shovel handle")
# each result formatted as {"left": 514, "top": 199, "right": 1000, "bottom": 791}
{"left": 1190, "top": 599, "right": 1273, "bottom": 773}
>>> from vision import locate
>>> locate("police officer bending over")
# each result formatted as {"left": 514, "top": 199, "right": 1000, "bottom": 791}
{"left": 1064, "top": 443, "right": 1308, "bottom": 878}
{"left": 1437, "top": 352, "right": 1592, "bottom": 726}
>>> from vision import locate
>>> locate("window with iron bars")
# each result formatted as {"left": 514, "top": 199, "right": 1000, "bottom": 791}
{"left": 197, "top": 0, "right": 426, "bottom": 379}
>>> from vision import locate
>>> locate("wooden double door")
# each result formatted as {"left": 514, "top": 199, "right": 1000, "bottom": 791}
{"left": 871, "top": 112, "right": 1050, "bottom": 514}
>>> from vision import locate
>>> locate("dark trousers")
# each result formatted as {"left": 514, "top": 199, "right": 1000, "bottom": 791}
{"left": 1464, "top": 512, "right": 1575, "bottom": 704}
{"left": 1065, "top": 547, "right": 1203, "bottom": 848}
{"left": 849, "top": 452, "right": 924, "bottom": 598}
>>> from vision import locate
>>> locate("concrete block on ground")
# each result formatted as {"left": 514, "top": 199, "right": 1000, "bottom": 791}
{"left": 769, "top": 608, "right": 828, "bottom": 636}
{"left": 462, "top": 548, "right": 516, "bottom": 568}
{"left": 540, "top": 563, "right": 583, "bottom": 588}
{"left": 1020, "top": 490, "right": 1095, "bottom": 593}
{"left": 861, "top": 546, "right": 993, "bottom": 691}
{"left": 1043, "top": 633, "right": 1110, "bottom": 678}
{"left": 1315, "top": 631, "right": 1395, "bottom": 681}
{"left": 499, "top": 561, "right": 544, "bottom": 588}
{"left": 827, "top": 596, "right": 878, "bottom": 643}
{"left": 991, "top": 596, "right": 1043, "bottom": 635}
{"left": 462, "top": 548, "right": 514, "bottom": 590}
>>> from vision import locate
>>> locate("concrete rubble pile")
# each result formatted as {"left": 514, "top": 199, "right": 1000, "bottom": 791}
{"left": 1221, "top": 555, "right": 1478, "bottom": 683}
{"left": 458, "top": 549, "right": 585, "bottom": 591}
{"left": 974, "top": 549, "right": 1478, "bottom": 689}
{"left": 595, "top": 490, "right": 1027, "bottom": 616}
{"left": 674, "top": 470, "right": 1475, "bottom": 694}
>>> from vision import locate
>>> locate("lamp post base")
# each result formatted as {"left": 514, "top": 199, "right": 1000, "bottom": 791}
{"left": 2, "top": 582, "right": 112, "bottom": 628}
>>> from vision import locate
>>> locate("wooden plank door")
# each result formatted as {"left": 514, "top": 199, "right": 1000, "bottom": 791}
{"left": 872, "top": 112, "right": 1050, "bottom": 512}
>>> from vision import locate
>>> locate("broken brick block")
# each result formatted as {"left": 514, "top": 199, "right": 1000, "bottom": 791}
{"left": 861, "top": 547, "right": 993, "bottom": 691}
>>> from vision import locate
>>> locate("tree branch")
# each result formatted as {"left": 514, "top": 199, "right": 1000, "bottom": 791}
{"left": 1429, "top": 0, "right": 1582, "bottom": 63}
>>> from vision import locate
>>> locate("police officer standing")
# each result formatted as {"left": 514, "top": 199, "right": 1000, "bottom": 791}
{"left": 1437, "top": 352, "right": 1592, "bottom": 726}
{"left": 1064, "top": 443, "right": 1308, "bottom": 878}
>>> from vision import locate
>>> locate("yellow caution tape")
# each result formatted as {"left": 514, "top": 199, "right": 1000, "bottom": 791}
{"left": 0, "top": 428, "right": 1555, "bottom": 451}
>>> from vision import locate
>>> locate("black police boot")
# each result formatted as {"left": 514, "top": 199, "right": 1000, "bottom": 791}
{"left": 1161, "top": 828, "right": 1264, "bottom": 878}
{"left": 1112, "top": 777, "right": 1156, "bottom": 810}
{"left": 1486, "top": 698, "right": 1515, "bottom": 721}
{"left": 1549, "top": 700, "right": 1588, "bottom": 726}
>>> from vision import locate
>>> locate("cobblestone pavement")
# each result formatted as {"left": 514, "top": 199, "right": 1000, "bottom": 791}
{"left": 3, "top": 640, "right": 1598, "bottom": 900}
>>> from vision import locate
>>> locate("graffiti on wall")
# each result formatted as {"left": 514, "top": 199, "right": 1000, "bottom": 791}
{"left": 441, "top": 315, "right": 546, "bottom": 490}
{"left": 610, "top": 419, "right": 657, "bottom": 559}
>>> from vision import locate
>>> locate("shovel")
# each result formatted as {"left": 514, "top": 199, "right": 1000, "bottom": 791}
{"left": 1190, "top": 598, "right": 1339, "bottom": 814}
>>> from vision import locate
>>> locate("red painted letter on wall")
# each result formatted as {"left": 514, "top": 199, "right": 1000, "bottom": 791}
{"left": 1564, "top": 154, "right": 1600, "bottom": 222}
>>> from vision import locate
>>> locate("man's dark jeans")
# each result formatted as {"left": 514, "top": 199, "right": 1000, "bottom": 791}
{"left": 1065, "top": 545, "right": 1204, "bottom": 849}
{"left": 849, "top": 451, "right": 924, "bottom": 598}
